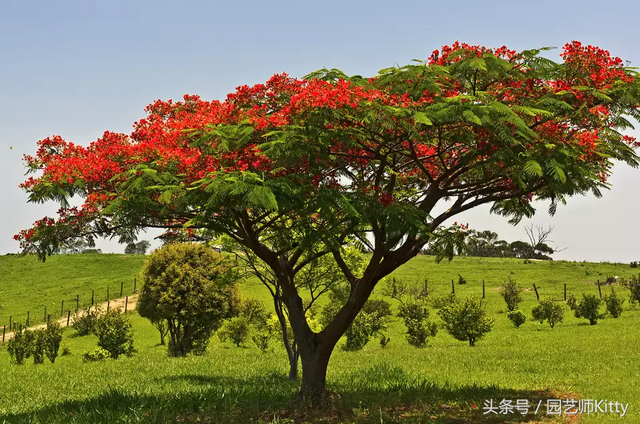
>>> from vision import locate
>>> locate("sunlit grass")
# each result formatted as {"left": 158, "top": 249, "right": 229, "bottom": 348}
{"left": 0, "top": 254, "right": 638, "bottom": 423}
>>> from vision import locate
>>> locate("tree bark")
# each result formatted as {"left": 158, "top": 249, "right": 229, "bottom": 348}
{"left": 298, "top": 342, "right": 332, "bottom": 403}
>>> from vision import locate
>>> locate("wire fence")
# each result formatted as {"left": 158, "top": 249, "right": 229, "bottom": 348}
{"left": 1, "top": 278, "right": 138, "bottom": 342}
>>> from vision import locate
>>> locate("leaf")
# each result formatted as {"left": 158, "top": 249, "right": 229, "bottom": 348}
{"left": 414, "top": 112, "right": 433, "bottom": 125}
{"left": 523, "top": 160, "right": 543, "bottom": 177}
{"left": 462, "top": 110, "right": 482, "bottom": 125}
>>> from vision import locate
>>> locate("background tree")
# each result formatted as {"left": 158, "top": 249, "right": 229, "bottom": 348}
{"left": 124, "top": 240, "right": 151, "bottom": 255}
{"left": 137, "top": 243, "right": 241, "bottom": 356}
{"left": 16, "top": 42, "right": 640, "bottom": 400}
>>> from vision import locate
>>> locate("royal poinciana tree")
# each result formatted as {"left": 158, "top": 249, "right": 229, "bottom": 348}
{"left": 16, "top": 42, "right": 640, "bottom": 399}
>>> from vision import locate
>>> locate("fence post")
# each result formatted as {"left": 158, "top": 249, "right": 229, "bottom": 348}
{"left": 564, "top": 283, "right": 567, "bottom": 301}
{"left": 91, "top": 289, "right": 94, "bottom": 306}
{"left": 107, "top": 300, "right": 110, "bottom": 311}
{"left": 451, "top": 279, "right": 455, "bottom": 294}
{"left": 533, "top": 283, "right": 540, "bottom": 300}
{"left": 120, "top": 281, "right": 124, "bottom": 297}
{"left": 133, "top": 277, "right": 137, "bottom": 294}
{"left": 9, "top": 316, "right": 12, "bottom": 332}
{"left": 61, "top": 300, "right": 65, "bottom": 317}
{"left": 125, "top": 296, "right": 128, "bottom": 313}
{"left": 44, "top": 306, "right": 47, "bottom": 322}
{"left": 26, "top": 311, "right": 30, "bottom": 327}
{"left": 76, "top": 294, "right": 79, "bottom": 312}
{"left": 2, "top": 326, "right": 4, "bottom": 342}
{"left": 598, "top": 280, "right": 603, "bottom": 299}
{"left": 66, "top": 310, "right": 71, "bottom": 326}
{"left": 47, "top": 314, "right": 51, "bottom": 323}
{"left": 482, "top": 280, "right": 485, "bottom": 299}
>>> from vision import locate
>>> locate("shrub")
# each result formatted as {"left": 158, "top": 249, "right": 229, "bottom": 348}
{"left": 251, "top": 329, "right": 271, "bottom": 353}
{"left": 507, "top": 310, "right": 527, "bottom": 328}
{"left": 72, "top": 307, "right": 101, "bottom": 336}
{"left": 604, "top": 289, "right": 624, "bottom": 318}
{"left": 43, "top": 320, "right": 63, "bottom": 363}
{"left": 431, "top": 293, "right": 456, "bottom": 310}
{"left": 82, "top": 347, "right": 111, "bottom": 362}
{"left": 7, "top": 327, "right": 31, "bottom": 365}
{"left": 438, "top": 297, "right": 493, "bottom": 346}
{"left": 379, "top": 333, "right": 391, "bottom": 348}
{"left": 61, "top": 344, "right": 72, "bottom": 356}
{"left": 240, "top": 298, "right": 269, "bottom": 326}
{"left": 531, "top": 299, "right": 564, "bottom": 328}
{"left": 623, "top": 274, "right": 640, "bottom": 309}
{"left": 566, "top": 294, "right": 578, "bottom": 310}
{"left": 398, "top": 302, "right": 438, "bottom": 348}
{"left": 138, "top": 243, "right": 242, "bottom": 357}
{"left": 218, "top": 316, "right": 251, "bottom": 347}
{"left": 94, "top": 310, "right": 135, "bottom": 359}
{"left": 630, "top": 261, "right": 638, "bottom": 268}
{"left": 574, "top": 294, "right": 605, "bottom": 325}
{"left": 30, "top": 329, "right": 46, "bottom": 365}
{"left": 457, "top": 274, "right": 467, "bottom": 285}
{"left": 321, "top": 295, "right": 392, "bottom": 351}
{"left": 499, "top": 277, "right": 522, "bottom": 312}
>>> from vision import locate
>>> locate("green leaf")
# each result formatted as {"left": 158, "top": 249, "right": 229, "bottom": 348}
{"left": 462, "top": 110, "right": 482, "bottom": 125}
{"left": 414, "top": 112, "right": 433, "bottom": 125}
{"left": 523, "top": 160, "right": 543, "bottom": 177}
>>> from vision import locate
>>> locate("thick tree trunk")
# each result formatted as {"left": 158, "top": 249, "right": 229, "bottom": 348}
{"left": 298, "top": 343, "right": 332, "bottom": 403}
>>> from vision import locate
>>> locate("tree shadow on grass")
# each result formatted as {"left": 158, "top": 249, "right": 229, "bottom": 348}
{"left": 0, "top": 364, "right": 574, "bottom": 424}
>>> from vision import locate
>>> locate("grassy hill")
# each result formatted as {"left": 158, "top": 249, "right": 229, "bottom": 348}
{"left": 0, "top": 254, "right": 638, "bottom": 423}
{"left": 0, "top": 254, "right": 146, "bottom": 329}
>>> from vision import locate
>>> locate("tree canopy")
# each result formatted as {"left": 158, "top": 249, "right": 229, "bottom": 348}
{"left": 15, "top": 41, "right": 640, "bottom": 399}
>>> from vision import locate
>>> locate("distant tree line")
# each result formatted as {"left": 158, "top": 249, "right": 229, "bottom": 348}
{"left": 424, "top": 225, "right": 560, "bottom": 260}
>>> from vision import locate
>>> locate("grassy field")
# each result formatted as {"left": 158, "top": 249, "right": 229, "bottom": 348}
{"left": 0, "top": 254, "right": 146, "bottom": 329}
{"left": 0, "top": 254, "right": 639, "bottom": 423}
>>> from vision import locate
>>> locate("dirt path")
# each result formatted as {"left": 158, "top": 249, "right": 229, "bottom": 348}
{"left": 0, "top": 294, "right": 139, "bottom": 343}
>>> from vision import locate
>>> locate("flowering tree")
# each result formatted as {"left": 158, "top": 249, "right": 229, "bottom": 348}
{"left": 16, "top": 41, "right": 640, "bottom": 400}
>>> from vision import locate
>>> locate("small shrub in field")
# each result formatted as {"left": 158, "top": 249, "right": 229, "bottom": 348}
{"left": 604, "top": 275, "right": 617, "bottom": 285}
{"left": 438, "top": 297, "right": 493, "bottom": 346}
{"left": 343, "top": 299, "right": 392, "bottom": 351}
{"left": 343, "top": 317, "right": 373, "bottom": 351}
{"left": 532, "top": 299, "right": 564, "bottom": 328}
{"left": 218, "top": 317, "right": 251, "bottom": 347}
{"left": 61, "top": 344, "right": 72, "bottom": 356}
{"left": 507, "top": 310, "right": 527, "bottom": 328}
{"left": 251, "top": 330, "right": 271, "bottom": 353}
{"left": 457, "top": 274, "right": 467, "bottom": 285}
{"left": 94, "top": 310, "right": 135, "bottom": 359}
{"left": 30, "top": 330, "right": 46, "bottom": 365}
{"left": 7, "top": 328, "right": 31, "bottom": 365}
{"left": 43, "top": 321, "right": 63, "bottom": 363}
{"left": 567, "top": 294, "right": 578, "bottom": 310}
{"left": 604, "top": 289, "right": 624, "bottom": 318}
{"left": 623, "top": 274, "right": 640, "bottom": 309}
{"left": 499, "top": 277, "right": 522, "bottom": 312}
{"left": 82, "top": 347, "right": 111, "bottom": 362}
{"left": 431, "top": 293, "right": 456, "bottom": 309}
{"left": 630, "top": 261, "right": 638, "bottom": 268}
{"left": 398, "top": 302, "right": 438, "bottom": 348}
{"left": 321, "top": 295, "right": 391, "bottom": 351}
{"left": 240, "top": 298, "right": 269, "bottom": 326}
{"left": 574, "top": 294, "right": 605, "bottom": 325}
{"left": 72, "top": 307, "right": 101, "bottom": 336}
{"left": 379, "top": 333, "right": 391, "bottom": 348}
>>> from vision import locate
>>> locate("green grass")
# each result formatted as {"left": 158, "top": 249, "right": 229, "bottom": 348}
{"left": 1, "top": 254, "right": 639, "bottom": 423}
{"left": 0, "top": 254, "right": 146, "bottom": 328}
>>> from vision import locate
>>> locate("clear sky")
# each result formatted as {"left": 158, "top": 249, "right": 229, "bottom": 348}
{"left": 1, "top": 0, "right": 639, "bottom": 262}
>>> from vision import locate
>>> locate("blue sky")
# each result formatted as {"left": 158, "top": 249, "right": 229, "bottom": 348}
{"left": 1, "top": 0, "right": 639, "bottom": 261}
